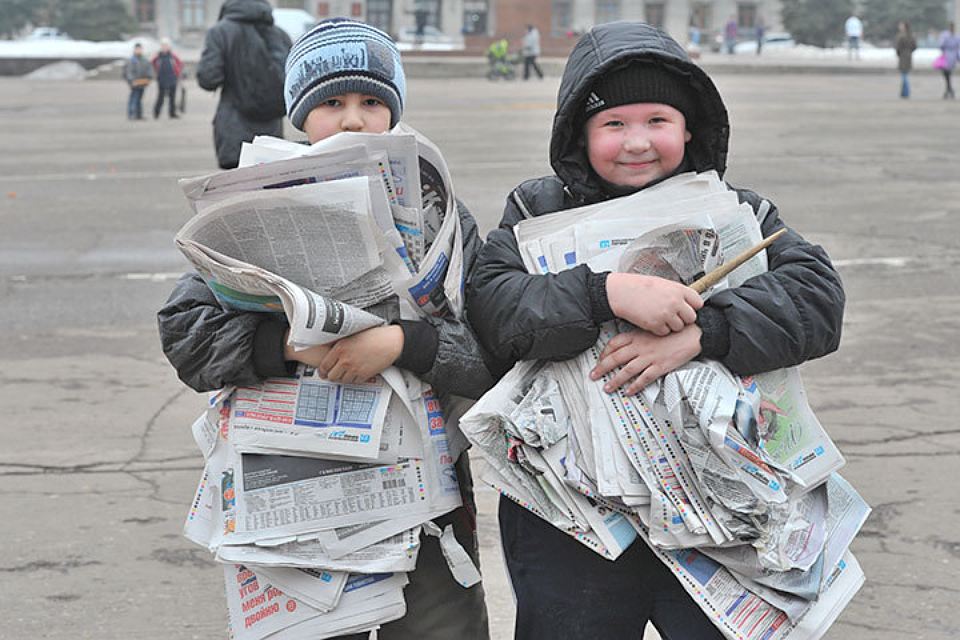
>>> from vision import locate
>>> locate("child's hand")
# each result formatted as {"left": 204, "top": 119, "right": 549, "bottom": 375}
{"left": 316, "top": 325, "right": 404, "bottom": 384}
{"left": 589, "top": 324, "right": 702, "bottom": 395}
{"left": 605, "top": 273, "right": 703, "bottom": 336}
{"left": 284, "top": 340, "right": 332, "bottom": 368}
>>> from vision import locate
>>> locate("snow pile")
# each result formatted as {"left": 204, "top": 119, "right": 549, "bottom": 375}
{"left": 0, "top": 36, "right": 160, "bottom": 59}
{"left": 24, "top": 60, "right": 89, "bottom": 80}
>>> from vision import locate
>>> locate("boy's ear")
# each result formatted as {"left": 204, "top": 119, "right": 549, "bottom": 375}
{"left": 684, "top": 129, "right": 692, "bottom": 143}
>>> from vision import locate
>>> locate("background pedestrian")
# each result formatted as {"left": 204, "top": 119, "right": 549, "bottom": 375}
{"left": 724, "top": 15, "right": 737, "bottom": 54}
{"left": 122, "top": 42, "right": 152, "bottom": 120}
{"left": 895, "top": 21, "right": 916, "bottom": 99}
{"left": 756, "top": 15, "right": 766, "bottom": 56}
{"left": 938, "top": 22, "right": 959, "bottom": 99}
{"left": 151, "top": 38, "right": 183, "bottom": 119}
{"left": 845, "top": 13, "right": 863, "bottom": 61}
{"left": 521, "top": 24, "right": 543, "bottom": 80}
{"left": 196, "top": 0, "right": 292, "bottom": 169}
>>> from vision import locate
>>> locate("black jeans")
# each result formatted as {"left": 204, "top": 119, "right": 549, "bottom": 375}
{"left": 523, "top": 55, "right": 543, "bottom": 80}
{"left": 154, "top": 85, "right": 178, "bottom": 117}
{"left": 500, "top": 497, "right": 726, "bottom": 640}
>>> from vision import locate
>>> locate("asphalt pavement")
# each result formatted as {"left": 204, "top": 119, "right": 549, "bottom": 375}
{"left": 1, "top": 67, "right": 959, "bottom": 640}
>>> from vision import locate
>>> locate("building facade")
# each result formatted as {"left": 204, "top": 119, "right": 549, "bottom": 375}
{"left": 128, "top": 0, "right": 784, "bottom": 53}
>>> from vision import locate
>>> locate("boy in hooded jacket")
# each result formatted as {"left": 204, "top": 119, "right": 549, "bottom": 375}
{"left": 160, "top": 19, "right": 491, "bottom": 640}
{"left": 467, "top": 21, "right": 845, "bottom": 639}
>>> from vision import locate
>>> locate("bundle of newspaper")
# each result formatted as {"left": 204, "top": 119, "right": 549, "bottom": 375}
{"left": 460, "top": 171, "right": 870, "bottom": 640}
{"left": 175, "top": 126, "right": 480, "bottom": 640}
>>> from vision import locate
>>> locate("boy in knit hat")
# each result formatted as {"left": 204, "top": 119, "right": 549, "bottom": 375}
{"left": 468, "top": 21, "right": 844, "bottom": 639}
{"left": 159, "top": 18, "right": 492, "bottom": 640}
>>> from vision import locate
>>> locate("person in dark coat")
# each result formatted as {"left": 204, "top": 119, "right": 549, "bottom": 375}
{"left": 151, "top": 38, "right": 183, "bottom": 118}
{"left": 196, "top": 0, "right": 292, "bottom": 168}
{"left": 467, "top": 20, "right": 845, "bottom": 639}
{"left": 895, "top": 21, "right": 917, "bottom": 98}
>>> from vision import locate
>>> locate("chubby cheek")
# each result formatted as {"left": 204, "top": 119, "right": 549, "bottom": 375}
{"left": 585, "top": 129, "right": 622, "bottom": 180}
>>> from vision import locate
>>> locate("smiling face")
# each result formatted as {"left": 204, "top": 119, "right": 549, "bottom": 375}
{"left": 585, "top": 102, "right": 691, "bottom": 189}
{"left": 302, "top": 92, "right": 393, "bottom": 143}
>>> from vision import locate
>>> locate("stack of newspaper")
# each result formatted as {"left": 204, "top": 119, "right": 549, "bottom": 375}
{"left": 176, "top": 126, "right": 479, "bottom": 640}
{"left": 460, "top": 171, "right": 870, "bottom": 640}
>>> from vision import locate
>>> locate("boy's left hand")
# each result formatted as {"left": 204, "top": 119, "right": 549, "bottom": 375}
{"left": 318, "top": 325, "right": 404, "bottom": 384}
{"left": 590, "top": 324, "right": 702, "bottom": 395}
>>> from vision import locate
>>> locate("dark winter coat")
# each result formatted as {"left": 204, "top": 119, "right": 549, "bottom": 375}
{"left": 158, "top": 200, "right": 496, "bottom": 401}
{"left": 467, "top": 21, "right": 845, "bottom": 377}
{"left": 196, "top": 0, "right": 292, "bottom": 169}
{"left": 152, "top": 51, "right": 183, "bottom": 89}
{"left": 895, "top": 32, "right": 916, "bottom": 72}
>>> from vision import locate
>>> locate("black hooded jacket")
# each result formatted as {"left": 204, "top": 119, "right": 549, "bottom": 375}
{"left": 467, "top": 21, "right": 844, "bottom": 376}
{"left": 196, "top": 0, "right": 292, "bottom": 168}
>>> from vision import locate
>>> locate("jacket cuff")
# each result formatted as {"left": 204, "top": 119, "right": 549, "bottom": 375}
{"left": 253, "top": 317, "right": 296, "bottom": 378}
{"left": 394, "top": 319, "right": 439, "bottom": 375}
{"left": 588, "top": 271, "right": 616, "bottom": 324}
{"left": 696, "top": 305, "right": 731, "bottom": 360}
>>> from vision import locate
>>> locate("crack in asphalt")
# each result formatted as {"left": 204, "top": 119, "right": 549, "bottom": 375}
{"left": 0, "top": 463, "right": 199, "bottom": 477}
{"left": 846, "top": 450, "right": 960, "bottom": 458}
{"left": 0, "top": 558, "right": 102, "bottom": 574}
{"left": 835, "top": 427, "right": 960, "bottom": 447}
{"left": 122, "top": 388, "right": 187, "bottom": 471}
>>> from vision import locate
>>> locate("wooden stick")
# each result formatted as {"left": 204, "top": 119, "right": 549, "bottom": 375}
{"left": 689, "top": 228, "right": 787, "bottom": 294}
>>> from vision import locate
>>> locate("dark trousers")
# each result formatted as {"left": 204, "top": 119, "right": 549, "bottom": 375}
{"left": 943, "top": 70, "right": 955, "bottom": 98}
{"left": 337, "top": 453, "right": 490, "bottom": 640}
{"left": 154, "top": 85, "right": 178, "bottom": 118}
{"left": 523, "top": 55, "right": 543, "bottom": 80}
{"left": 499, "top": 496, "right": 726, "bottom": 640}
{"left": 126, "top": 86, "right": 144, "bottom": 119}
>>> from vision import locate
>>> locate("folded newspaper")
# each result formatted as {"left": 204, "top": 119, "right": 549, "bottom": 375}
{"left": 460, "top": 171, "right": 868, "bottom": 640}
{"left": 175, "top": 127, "right": 480, "bottom": 640}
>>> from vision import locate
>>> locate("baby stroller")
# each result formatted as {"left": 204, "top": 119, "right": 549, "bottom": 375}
{"left": 486, "top": 39, "right": 517, "bottom": 80}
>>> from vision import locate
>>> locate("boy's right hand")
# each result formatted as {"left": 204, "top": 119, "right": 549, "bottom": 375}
{"left": 284, "top": 340, "right": 332, "bottom": 368}
{"left": 605, "top": 272, "right": 703, "bottom": 336}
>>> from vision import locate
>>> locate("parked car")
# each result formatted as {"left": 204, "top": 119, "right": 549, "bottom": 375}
{"left": 272, "top": 9, "right": 317, "bottom": 43}
{"left": 396, "top": 25, "right": 463, "bottom": 50}
{"left": 734, "top": 31, "right": 795, "bottom": 54}
{"left": 24, "top": 27, "right": 72, "bottom": 40}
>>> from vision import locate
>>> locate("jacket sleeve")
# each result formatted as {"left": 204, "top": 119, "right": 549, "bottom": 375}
{"left": 696, "top": 191, "right": 845, "bottom": 375}
{"left": 395, "top": 201, "right": 500, "bottom": 398}
{"left": 467, "top": 194, "right": 614, "bottom": 368}
{"left": 157, "top": 273, "right": 293, "bottom": 392}
{"left": 196, "top": 28, "right": 226, "bottom": 91}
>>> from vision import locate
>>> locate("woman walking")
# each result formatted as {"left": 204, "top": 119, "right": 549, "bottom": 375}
{"left": 895, "top": 21, "right": 916, "bottom": 98}
{"left": 938, "top": 22, "right": 960, "bottom": 99}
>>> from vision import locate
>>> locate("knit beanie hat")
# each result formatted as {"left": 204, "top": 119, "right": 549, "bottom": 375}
{"left": 583, "top": 61, "right": 697, "bottom": 124}
{"left": 284, "top": 18, "right": 406, "bottom": 131}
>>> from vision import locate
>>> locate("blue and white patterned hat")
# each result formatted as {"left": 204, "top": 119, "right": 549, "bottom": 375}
{"left": 284, "top": 18, "right": 406, "bottom": 131}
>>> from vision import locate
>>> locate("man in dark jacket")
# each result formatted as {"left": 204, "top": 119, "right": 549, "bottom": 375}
{"left": 196, "top": 0, "right": 292, "bottom": 168}
{"left": 151, "top": 38, "right": 183, "bottom": 119}
{"left": 467, "top": 21, "right": 845, "bottom": 640}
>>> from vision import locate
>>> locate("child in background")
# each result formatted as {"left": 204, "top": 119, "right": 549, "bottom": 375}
{"left": 467, "top": 21, "right": 844, "bottom": 639}
{"left": 159, "top": 19, "right": 492, "bottom": 640}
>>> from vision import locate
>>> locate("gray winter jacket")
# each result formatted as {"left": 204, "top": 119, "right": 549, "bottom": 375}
{"left": 467, "top": 21, "right": 844, "bottom": 376}
{"left": 158, "top": 200, "right": 496, "bottom": 401}
{"left": 123, "top": 54, "right": 153, "bottom": 86}
{"left": 196, "top": 0, "right": 291, "bottom": 169}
